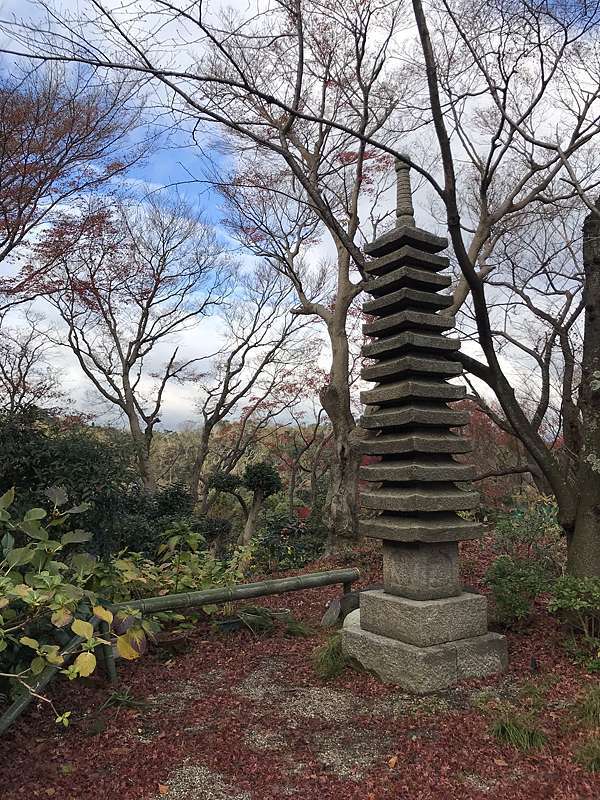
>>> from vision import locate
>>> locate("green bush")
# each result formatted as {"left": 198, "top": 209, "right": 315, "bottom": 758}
{"left": 485, "top": 555, "right": 550, "bottom": 626}
{"left": 548, "top": 576, "right": 600, "bottom": 669}
{"left": 255, "top": 509, "right": 325, "bottom": 570}
{"left": 492, "top": 491, "right": 564, "bottom": 575}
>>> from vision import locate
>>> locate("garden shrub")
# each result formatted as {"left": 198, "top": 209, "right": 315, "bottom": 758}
{"left": 485, "top": 555, "right": 550, "bottom": 626}
{"left": 548, "top": 576, "right": 600, "bottom": 670}
{"left": 492, "top": 490, "right": 564, "bottom": 574}
{"left": 255, "top": 508, "right": 325, "bottom": 570}
{"left": 0, "top": 487, "right": 137, "bottom": 718}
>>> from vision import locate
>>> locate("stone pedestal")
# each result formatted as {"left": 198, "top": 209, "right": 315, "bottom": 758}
{"left": 341, "top": 160, "right": 507, "bottom": 691}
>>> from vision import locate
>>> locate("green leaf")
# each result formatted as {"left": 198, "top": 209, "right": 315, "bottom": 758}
{"left": 19, "top": 636, "right": 39, "bottom": 650}
{"left": 1, "top": 532, "right": 14, "bottom": 554}
{"left": 71, "top": 618, "right": 94, "bottom": 639}
{"left": 45, "top": 486, "right": 68, "bottom": 507}
{"left": 18, "top": 520, "right": 48, "bottom": 541}
{"left": 6, "top": 547, "right": 34, "bottom": 568}
{"left": 64, "top": 504, "right": 92, "bottom": 516}
{"left": 24, "top": 508, "right": 47, "bottom": 522}
{"left": 0, "top": 487, "right": 15, "bottom": 510}
{"left": 30, "top": 656, "right": 47, "bottom": 676}
{"left": 61, "top": 529, "right": 92, "bottom": 546}
{"left": 70, "top": 553, "right": 97, "bottom": 574}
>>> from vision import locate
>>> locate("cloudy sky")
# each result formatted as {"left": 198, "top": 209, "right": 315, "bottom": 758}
{"left": 0, "top": 0, "right": 507, "bottom": 430}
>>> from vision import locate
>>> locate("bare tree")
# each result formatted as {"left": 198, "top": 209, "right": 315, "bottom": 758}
{"left": 26, "top": 196, "right": 230, "bottom": 492}
{"left": 0, "top": 314, "right": 63, "bottom": 414}
{"left": 191, "top": 263, "right": 320, "bottom": 507}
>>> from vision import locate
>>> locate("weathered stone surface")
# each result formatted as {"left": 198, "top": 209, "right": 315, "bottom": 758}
{"left": 362, "top": 331, "right": 460, "bottom": 359}
{"left": 361, "top": 355, "right": 462, "bottom": 382}
{"left": 358, "top": 512, "right": 483, "bottom": 542}
{"left": 360, "top": 485, "right": 480, "bottom": 513}
{"left": 455, "top": 632, "right": 509, "bottom": 679}
{"left": 364, "top": 309, "right": 454, "bottom": 337}
{"left": 342, "top": 614, "right": 507, "bottom": 693}
{"left": 363, "top": 287, "right": 453, "bottom": 316}
{"left": 382, "top": 540, "right": 460, "bottom": 599}
{"left": 360, "top": 459, "right": 475, "bottom": 483}
{"left": 360, "top": 590, "right": 488, "bottom": 646}
{"left": 359, "top": 403, "right": 469, "bottom": 427}
{"left": 364, "top": 225, "right": 448, "bottom": 258}
{"left": 361, "top": 380, "right": 466, "bottom": 406}
{"left": 358, "top": 431, "right": 472, "bottom": 455}
{"left": 365, "top": 244, "right": 449, "bottom": 276}
{"left": 365, "top": 266, "right": 452, "bottom": 296}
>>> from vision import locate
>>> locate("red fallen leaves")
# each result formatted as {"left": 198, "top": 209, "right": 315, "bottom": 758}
{"left": 0, "top": 544, "right": 599, "bottom": 800}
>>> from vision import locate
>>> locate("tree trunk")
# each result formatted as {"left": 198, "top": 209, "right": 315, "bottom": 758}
{"left": 239, "top": 491, "right": 264, "bottom": 546}
{"left": 567, "top": 205, "right": 600, "bottom": 577}
{"left": 190, "top": 425, "right": 212, "bottom": 505}
{"left": 319, "top": 317, "right": 359, "bottom": 552}
{"left": 287, "top": 463, "right": 298, "bottom": 515}
{"left": 126, "top": 410, "right": 156, "bottom": 493}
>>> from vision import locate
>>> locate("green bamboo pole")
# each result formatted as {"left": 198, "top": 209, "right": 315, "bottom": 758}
{"left": 98, "top": 619, "right": 118, "bottom": 685}
{"left": 111, "top": 568, "right": 360, "bottom": 615}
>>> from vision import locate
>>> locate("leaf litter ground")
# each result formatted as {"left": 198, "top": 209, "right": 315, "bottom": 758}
{"left": 1, "top": 539, "right": 599, "bottom": 800}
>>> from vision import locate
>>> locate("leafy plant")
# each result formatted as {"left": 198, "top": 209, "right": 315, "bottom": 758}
{"left": 548, "top": 576, "right": 600, "bottom": 669}
{"left": 492, "top": 491, "right": 564, "bottom": 575}
{"left": 313, "top": 633, "right": 349, "bottom": 680}
{"left": 255, "top": 509, "right": 325, "bottom": 570}
{"left": 0, "top": 488, "right": 135, "bottom": 719}
{"left": 485, "top": 555, "right": 549, "bottom": 626}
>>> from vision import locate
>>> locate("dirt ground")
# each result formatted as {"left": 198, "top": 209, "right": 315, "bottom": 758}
{"left": 1, "top": 542, "right": 599, "bottom": 800}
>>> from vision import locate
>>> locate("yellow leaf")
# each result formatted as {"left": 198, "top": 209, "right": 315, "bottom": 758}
{"left": 93, "top": 605, "right": 113, "bottom": 625}
{"left": 158, "top": 785, "right": 169, "bottom": 796}
{"left": 51, "top": 608, "right": 73, "bottom": 628}
{"left": 19, "top": 636, "right": 39, "bottom": 651}
{"left": 71, "top": 618, "right": 94, "bottom": 639}
{"left": 116, "top": 633, "right": 140, "bottom": 661}
{"left": 388, "top": 755, "right": 398, "bottom": 769}
{"left": 74, "top": 652, "right": 96, "bottom": 677}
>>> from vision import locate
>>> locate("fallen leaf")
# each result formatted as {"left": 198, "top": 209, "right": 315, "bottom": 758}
{"left": 388, "top": 755, "right": 398, "bottom": 769}
{"left": 158, "top": 784, "right": 169, "bottom": 796}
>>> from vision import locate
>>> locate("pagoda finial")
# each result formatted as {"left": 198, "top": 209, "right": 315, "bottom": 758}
{"left": 395, "top": 155, "right": 415, "bottom": 228}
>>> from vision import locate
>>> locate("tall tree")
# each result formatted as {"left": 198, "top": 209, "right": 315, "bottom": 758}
{"left": 25, "top": 196, "right": 230, "bottom": 492}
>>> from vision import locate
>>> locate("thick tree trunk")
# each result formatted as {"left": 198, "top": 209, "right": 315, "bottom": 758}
{"left": 319, "top": 318, "right": 359, "bottom": 552}
{"left": 239, "top": 491, "right": 264, "bottom": 546}
{"left": 567, "top": 206, "right": 600, "bottom": 577}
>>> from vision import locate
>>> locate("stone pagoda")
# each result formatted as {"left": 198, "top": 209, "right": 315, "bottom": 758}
{"left": 342, "top": 158, "right": 507, "bottom": 693}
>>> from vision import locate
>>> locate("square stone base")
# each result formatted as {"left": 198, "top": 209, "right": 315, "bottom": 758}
{"left": 360, "top": 589, "right": 487, "bottom": 647}
{"left": 342, "top": 609, "right": 507, "bottom": 693}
